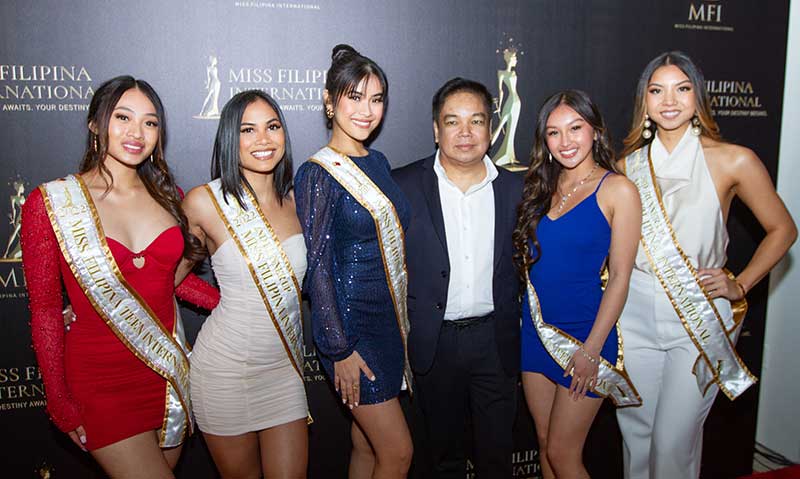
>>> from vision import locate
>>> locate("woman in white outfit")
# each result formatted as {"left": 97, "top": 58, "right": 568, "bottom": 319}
{"left": 615, "top": 51, "right": 796, "bottom": 479}
{"left": 178, "top": 90, "right": 309, "bottom": 478}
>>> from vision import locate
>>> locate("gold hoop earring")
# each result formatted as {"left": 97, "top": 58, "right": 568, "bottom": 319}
{"left": 642, "top": 114, "right": 653, "bottom": 140}
{"left": 690, "top": 115, "right": 702, "bottom": 136}
{"left": 93, "top": 134, "right": 99, "bottom": 152}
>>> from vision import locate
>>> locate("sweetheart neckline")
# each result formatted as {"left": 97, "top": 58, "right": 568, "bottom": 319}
{"left": 105, "top": 225, "right": 181, "bottom": 255}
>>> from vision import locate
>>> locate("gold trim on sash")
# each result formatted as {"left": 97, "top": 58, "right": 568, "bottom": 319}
{"left": 204, "top": 180, "right": 305, "bottom": 379}
{"left": 525, "top": 276, "right": 642, "bottom": 406}
{"left": 309, "top": 147, "right": 413, "bottom": 392}
{"left": 625, "top": 146, "right": 755, "bottom": 400}
{"left": 41, "top": 175, "right": 192, "bottom": 447}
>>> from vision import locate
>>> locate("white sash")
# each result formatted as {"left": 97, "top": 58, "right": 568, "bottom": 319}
{"left": 205, "top": 179, "right": 305, "bottom": 379}
{"left": 309, "top": 147, "right": 412, "bottom": 391}
{"left": 625, "top": 146, "right": 755, "bottom": 400}
{"left": 525, "top": 276, "right": 641, "bottom": 406}
{"left": 41, "top": 175, "right": 191, "bottom": 447}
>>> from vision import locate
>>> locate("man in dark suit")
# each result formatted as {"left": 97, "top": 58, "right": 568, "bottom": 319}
{"left": 393, "top": 78, "right": 523, "bottom": 478}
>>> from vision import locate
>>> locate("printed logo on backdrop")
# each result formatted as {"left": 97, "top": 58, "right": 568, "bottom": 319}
{"left": 674, "top": 0, "right": 734, "bottom": 32}
{"left": 707, "top": 80, "right": 767, "bottom": 118}
{"left": 0, "top": 178, "right": 28, "bottom": 299}
{"left": 465, "top": 449, "right": 541, "bottom": 478}
{"left": 0, "top": 65, "right": 93, "bottom": 113}
{"left": 233, "top": 1, "right": 321, "bottom": 10}
{"left": 303, "top": 344, "right": 326, "bottom": 383}
{"left": 35, "top": 462, "right": 55, "bottom": 479}
{"left": 0, "top": 364, "right": 45, "bottom": 412}
{"left": 194, "top": 55, "right": 327, "bottom": 119}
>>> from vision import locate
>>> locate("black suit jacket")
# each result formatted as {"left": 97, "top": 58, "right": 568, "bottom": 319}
{"left": 393, "top": 155, "right": 523, "bottom": 376}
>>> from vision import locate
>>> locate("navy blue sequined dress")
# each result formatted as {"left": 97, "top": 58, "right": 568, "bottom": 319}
{"left": 295, "top": 149, "right": 410, "bottom": 405}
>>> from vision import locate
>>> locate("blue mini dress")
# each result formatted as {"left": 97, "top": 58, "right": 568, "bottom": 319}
{"left": 521, "top": 172, "right": 618, "bottom": 396}
{"left": 295, "top": 149, "right": 411, "bottom": 405}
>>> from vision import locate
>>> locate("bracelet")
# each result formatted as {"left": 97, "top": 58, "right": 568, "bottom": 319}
{"left": 578, "top": 347, "right": 599, "bottom": 365}
{"left": 734, "top": 278, "right": 747, "bottom": 298}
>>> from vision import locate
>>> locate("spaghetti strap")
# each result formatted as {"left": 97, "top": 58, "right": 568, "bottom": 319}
{"left": 593, "top": 171, "right": 614, "bottom": 194}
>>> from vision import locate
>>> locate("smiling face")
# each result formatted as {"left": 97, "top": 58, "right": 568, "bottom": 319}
{"left": 326, "top": 74, "right": 385, "bottom": 150}
{"left": 544, "top": 103, "right": 596, "bottom": 170}
{"left": 646, "top": 64, "right": 697, "bottom": 134}
{"left": 434, "top": 90, "right": 491, "bottom": 169}
{"left": 103, "top": 88, "right": 160, "bottom": 169}
{"left": 238, "top": 98, "right": 286, "bottom": 175}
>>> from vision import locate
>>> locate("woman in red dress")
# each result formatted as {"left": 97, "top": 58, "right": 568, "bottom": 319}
{"left": 21, "top": 76, "right": 212, "bottom": 478}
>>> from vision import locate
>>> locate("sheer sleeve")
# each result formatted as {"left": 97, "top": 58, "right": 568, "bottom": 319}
{"left": 175, "top": 272, "right": 219, "bottom": 311}
{"left": 295, "top": 162, "right": 357, "bottom": 361}
{"left": 21, "top": 187, "right": 83, "bottom": 433}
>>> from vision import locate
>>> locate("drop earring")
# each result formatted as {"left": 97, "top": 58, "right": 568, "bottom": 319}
{"left": 548, "top": 152, "right": 553, "bottom": 163}
{"left": 642, "top": 114, "right": 653, "bottom": 140}
{"left": 690, "top": 115, "right": 702, "bottom": 136}
{"left": 325, "top": 107, "right": 334, "bottom": 119}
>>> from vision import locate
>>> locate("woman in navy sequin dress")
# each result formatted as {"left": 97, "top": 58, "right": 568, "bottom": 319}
{"left": 295, "top": 44, "right": 413, "bottom": 477}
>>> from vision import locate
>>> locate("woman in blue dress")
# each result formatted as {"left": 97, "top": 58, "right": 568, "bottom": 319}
{"left": 295, "top": 44, "right": 413, "bottom": 478}
{"left": 512, "top": 90, "right": 641, "bottom": 479}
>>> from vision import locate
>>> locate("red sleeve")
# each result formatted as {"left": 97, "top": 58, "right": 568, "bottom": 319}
{"left": 175, "top": 272, "right": 220, "bottom": 311}
{"left": 174, "top": 184, "right": 221, "bottom": 310}
{"left": 21, "top": 187, "right": 83, "bottom": 433}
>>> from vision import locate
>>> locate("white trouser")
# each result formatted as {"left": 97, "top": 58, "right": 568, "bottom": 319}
{"left": 616, "top": 270, "right": 732, "bottom": 479}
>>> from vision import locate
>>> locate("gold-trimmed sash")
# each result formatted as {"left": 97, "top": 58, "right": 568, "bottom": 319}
{"left": 205, "top": 179, "right": 305, "bottom": 380}
{"left": 625, "top": 146, "right": 755, "bottom": 400}
{"left": 309, "top": 147, "right": 412, "bottom": 392}
{"left": 41, "top": 175, "right": 192, "bottom": 447}
{"left": 525, "top": 276, "right": 641, "bottom": 406}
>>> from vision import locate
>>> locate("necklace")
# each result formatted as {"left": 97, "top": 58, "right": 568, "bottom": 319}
{"left": 555, "top": 162, "right": 599, "bottom": 215}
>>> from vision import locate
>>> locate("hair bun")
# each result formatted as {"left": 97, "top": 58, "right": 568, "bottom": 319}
{"left": 332, "top": 44, "right": 359, "bottom": 63}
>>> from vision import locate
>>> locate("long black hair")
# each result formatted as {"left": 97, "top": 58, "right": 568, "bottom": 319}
{"left": 80, "top": 75, "right": 205, "bottom": 261}
{"left": 210, "top": 89, "right": 294, "bottom": 208}
{"left": 513, "top": 89, "right": 617, "bottom": 281}
{"left": 324, "top": 44, "right": 388, "bottom": 129}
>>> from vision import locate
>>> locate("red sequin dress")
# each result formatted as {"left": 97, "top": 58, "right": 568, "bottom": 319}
{"left": 21, "top": 187, "right": 218, "bottom": 450}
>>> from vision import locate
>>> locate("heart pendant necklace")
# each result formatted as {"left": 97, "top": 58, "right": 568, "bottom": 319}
{"left": 132, "top": 256, "right": 146, "bottom": 269}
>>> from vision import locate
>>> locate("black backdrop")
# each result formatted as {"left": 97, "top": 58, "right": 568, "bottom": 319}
{"left": 0, "top": 1, "right": 790, "bottom": 477}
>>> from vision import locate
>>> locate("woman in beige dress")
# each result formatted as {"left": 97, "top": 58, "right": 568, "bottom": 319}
{"left": 178, "top": 90, "right": 308, "bottom": 478}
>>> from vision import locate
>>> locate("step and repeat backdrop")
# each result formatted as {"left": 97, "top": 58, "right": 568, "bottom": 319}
{"left": 0, "top": 1, "right": 790, "bottom": 477}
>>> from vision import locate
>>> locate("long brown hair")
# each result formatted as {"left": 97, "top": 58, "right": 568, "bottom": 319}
{"left": 80, "top": 75, "right": 204, "bottom": 261}
{"left": 512, "top": 89, "right": 617, "bottom": 282}
{"left": 621, "top": 51, "right": 722, "bottom": 159}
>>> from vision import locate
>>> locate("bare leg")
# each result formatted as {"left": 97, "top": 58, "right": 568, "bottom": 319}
{"left": 350, "top": 398, "right": 413, "bottom": 479}
{"left": 349, "top": 420, "right": 375, "bottom": 479}
{"left": 203, "top": 431, "right": 261, "bottom": 479}
{"left": 163, "top": 445, "right": 182, "bottom": 470}
{"left": 522, "top": 372, "right": 557, "bottom": 479}
{"left": 90, "top": 429, "right": 179, "bottom": 479}
{"left": 546, "top": 385, "right": 603, "bottom": 479}
{"left": 258, "top": 418, "right": 308, "bottom": 478}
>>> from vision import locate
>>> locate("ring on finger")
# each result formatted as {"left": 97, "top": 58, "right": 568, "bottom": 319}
{"left": 352, "top": 384, "right": 359, "bottom": 390}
